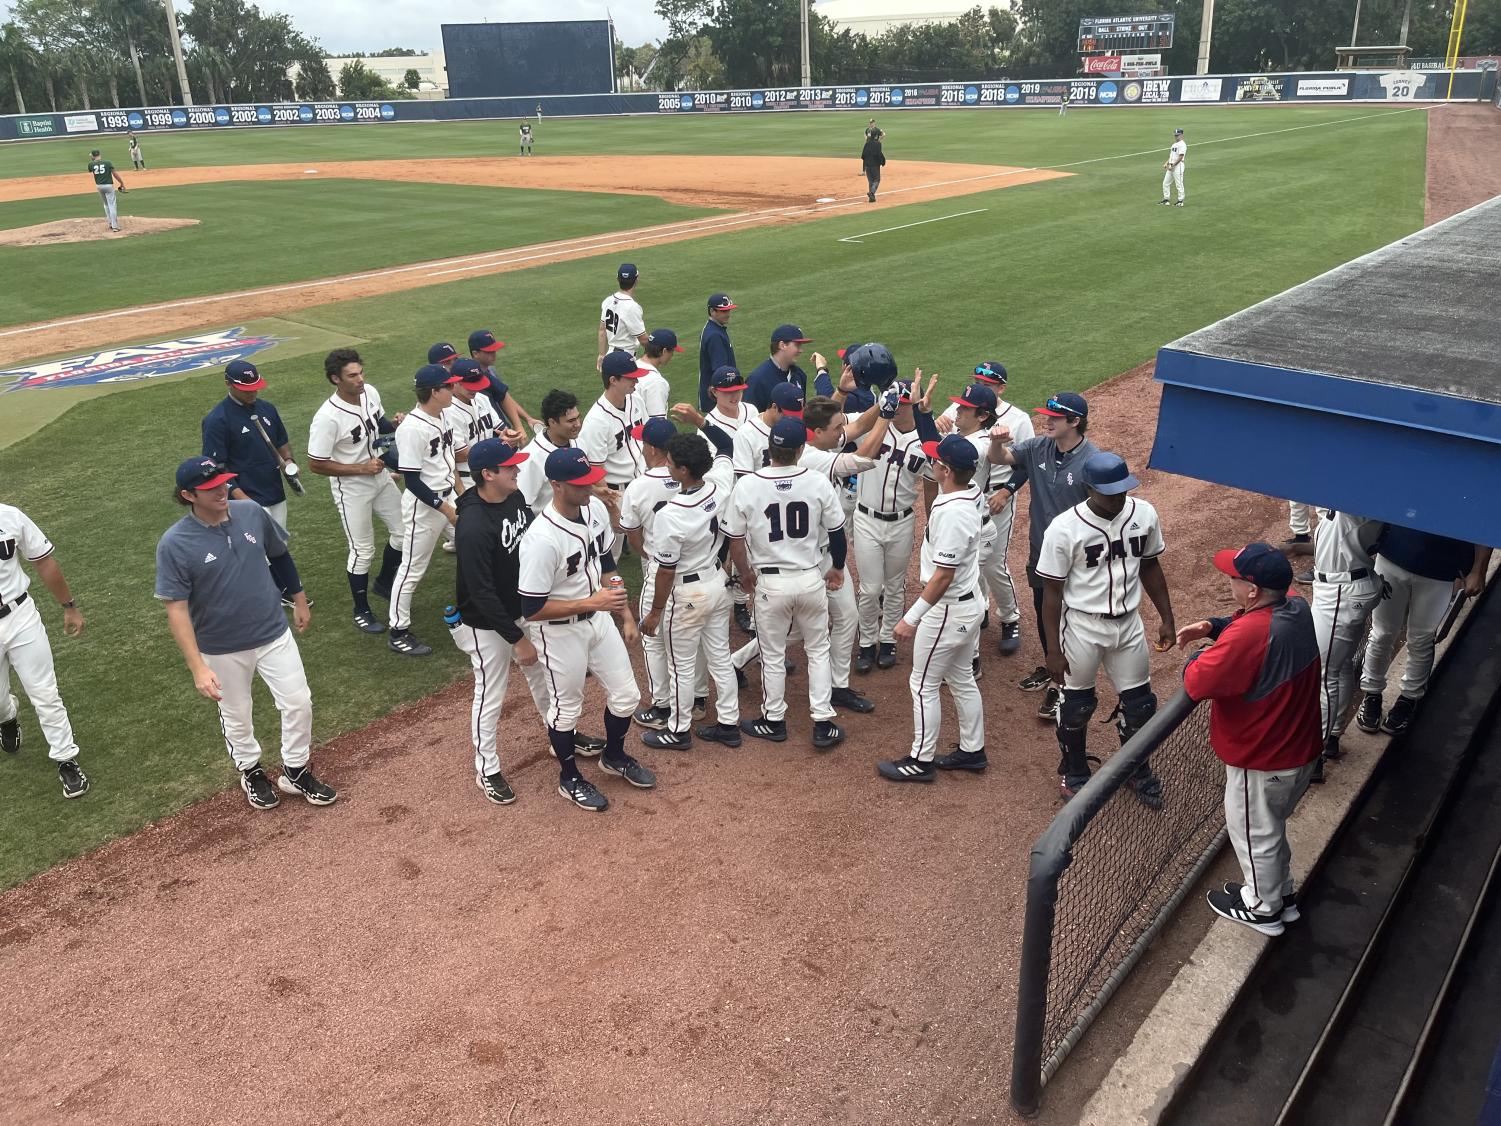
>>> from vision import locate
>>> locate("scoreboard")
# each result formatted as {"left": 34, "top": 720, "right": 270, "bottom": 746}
{"left": 1077, "top": 13, "right": 1175, "bottom": 53}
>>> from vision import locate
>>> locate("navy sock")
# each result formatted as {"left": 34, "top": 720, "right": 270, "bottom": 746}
{"left": 376, "top": 545, "right": 402, "bottom": 587}
{"left": 602, "top": 711, "right": 632, "bottom": 764}
{"left": 549, "top": 727, "right": 580, "bottom": 780}
{"left": 348, "top": 572, "right": 371, "bottom": 614}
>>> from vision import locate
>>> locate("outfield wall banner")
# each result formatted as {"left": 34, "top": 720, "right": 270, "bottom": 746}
{"left": 1, "top": 69, "right": 1487, "bottom": 141}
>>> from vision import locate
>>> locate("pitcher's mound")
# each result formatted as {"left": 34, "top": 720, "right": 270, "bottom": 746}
{"left": 0, "top": 216, "right": 199, "bottom": 247}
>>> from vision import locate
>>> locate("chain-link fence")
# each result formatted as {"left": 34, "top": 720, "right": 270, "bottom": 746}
{"left": 1011, "top": 689, "right": 1225, "bottom": 1116}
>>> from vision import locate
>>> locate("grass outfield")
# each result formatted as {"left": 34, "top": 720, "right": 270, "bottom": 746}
{"left": 0, "top": 181, "right": 714, "bottom": 327}
{"left": 0, "top": 103, "right": 1427, "bottom": 889}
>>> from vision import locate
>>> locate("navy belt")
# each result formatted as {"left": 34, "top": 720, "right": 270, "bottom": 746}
{"left": 0, "top": 591, "right": 29, "bottom": 620}
{"left": 552, "top": 611, "right": 596, "bottom": 625}
{"left": 678, "top": 571, "right": 703, "bottom": 584}
{"left": 956, "top": 590, "right": 975, "bottom": 601}
{"left": 1314, "top": 567, "right": 1370, "bottom": 584}
{"left": 858, "top": 504, "right": 913, "bottom": 522}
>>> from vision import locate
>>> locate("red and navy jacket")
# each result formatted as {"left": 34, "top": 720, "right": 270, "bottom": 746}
{"left": 1182, "top": 593, "right": 1323, "bottom": 772}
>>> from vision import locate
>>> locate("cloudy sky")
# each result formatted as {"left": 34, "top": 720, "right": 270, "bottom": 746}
{"left": 0, "top": 0, "right": 670, "bottom": 52}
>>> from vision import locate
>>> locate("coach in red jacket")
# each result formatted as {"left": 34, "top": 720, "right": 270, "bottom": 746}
{"left": 1178, "top": 542, "right": 1322, "bottom": 937}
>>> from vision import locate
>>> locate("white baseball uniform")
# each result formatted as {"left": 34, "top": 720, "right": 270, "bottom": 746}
{"left": 518, "top": 498, "right": 639, "bottom": 732}
{"left": 390, "top": 407, "right": 465, "bottom": 632}
{"left": 1288, "top": 501, "right": 1315, "bottom": 538}
{"left": 600, "top": 291, "right": 646, "bottom": 355}
{"left": 707, "top": 401, "right": 757, "bottom": 435}
{"left": 976, "top": 403, "right": 1033, "bottom": 626}
{"left": 441, "top": 393, "right": 499, "bottom": 547}
{"left": 853, "top": 424, "right": 925, "bottom": 647}
{"left": 619, "top": 466, "right": 683, "bottom": 710}
{"left": 307, "top": 385, "right": 403, "bottom": 575}
{"left": 517, "top": 432, "right": 562, "bottom": 516}
{"left": 1310, "top": 509, "right": 1382, "bottom": 740}
{"left": 651, "top": 454, "right": 739, "bottom": 733}
{"left": 723, "top": 464, "right": 845, "bottom": 723}
{"left": 0, "top": 505, "right": 80, "bottom": 764}
{"left": 635, "top": 361, "right": 671, "bottom": 420}
{"left": 731, "top": 416, "right": 774, "bottom": 477}
{"left": 1163, "top": 137, "right": 1187, "bottom": 202}
{"left": 1036, "top": 498, "right": 1165, "bottom": 692}
{"left": 907, "top": 484, "right": 986, "bottom": 761}
{"left": 579, "top": 392, "right": 644, "bottom": 558}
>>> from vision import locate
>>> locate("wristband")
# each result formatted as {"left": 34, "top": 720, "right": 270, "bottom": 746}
{"left": 903, "top": 597, "right": 933, "bottom": 626}
{"left": 61, "top": 600, "right": 76, "bottom": 609}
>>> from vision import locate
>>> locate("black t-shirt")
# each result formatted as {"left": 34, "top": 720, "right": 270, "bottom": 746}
{"left": 455, "top": 489, "right": 533, "bottom": 642}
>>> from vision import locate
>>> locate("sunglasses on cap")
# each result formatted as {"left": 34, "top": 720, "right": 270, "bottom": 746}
{"left": 1045, "top": 397, "right": 1081, "bottom": 417}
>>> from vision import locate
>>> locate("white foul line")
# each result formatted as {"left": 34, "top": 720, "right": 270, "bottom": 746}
{"left": 838, "top": 208, "right": 989, "bottom": 244}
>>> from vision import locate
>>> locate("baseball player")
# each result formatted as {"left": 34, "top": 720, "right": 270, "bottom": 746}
{"left": 466, "top": 330, "right": 536, "bottom": 433}
{"left": 428, "top": 342, "right": 460, "bottom": 369}
{"left": 1308, "top": 508, "right": 1385, "bottom": 773}
{"left": 87, "top": 149, "right": 125, "bottom": 232}
{"left": 1161, "top": 128, "right": 1186, "bottom": 206}
{"left": 635, "top": 329, "right": 682, "bottom": 421}
{"left": 879, "top": 433, "right": 987, "bottom": 782}
{"left": 157, "top": 457, "right": 332, "bottom": 811}
{"left": 519, "top": 122, "right": 534, "bottom": 156}
{"left": 697, "top": 294, "right": 738, "bottom": 410}
{"left": 518, "top": 447, "right": 655, "bottom": 813}
{"left": 598, "top": 263, "right": 648, "bottom": 371}
{"left": 440, "top": 358, "right": 512, "bottom": 554}
{"left": 517, "top": 389, "right": 582, "bottom": 516}
{"left": 864, "top": 118, "right": 884, "bottom": 141}
{"left": 1036, "top": 453, "right": 1175, "bottom": 803}
{"left": 579, "top": 351, "right": 648, "bottom": 557}
{"left": 306, "top": 348, "right": 406, "bottom": 633}
{"left": 388, "top": 364, "right": 468, "bottom": 657}
{"left": 128, "top": 134, "right": 145, "bottom": 170}
{"left": 733, "top": 382, "right": 804, "bottom": 480}
{"left": 745, "top": 325, "right": 833, "bottom": 411}
{"left": 1284, "top": 502, "right": 1317, "bottom": 554}
{"left": 989, "top": 392, "right": 1100, "bottom": 721}
{"left": 0, "top": 502, "right": 89, "bottom": 798}
{"left": 861, "top": 134, "right": 886, "bottom": 203}
{"left": 724, "top": 417, "right": 848, "bottom": 749}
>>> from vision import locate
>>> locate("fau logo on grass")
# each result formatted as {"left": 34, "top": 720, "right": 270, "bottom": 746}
{"left": 1, "top": 327, "right": 280, "bottom": 392}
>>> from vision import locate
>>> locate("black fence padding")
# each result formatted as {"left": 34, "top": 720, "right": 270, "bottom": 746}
{"left": 442, "top": 21, "right": 614, "bottom": 99}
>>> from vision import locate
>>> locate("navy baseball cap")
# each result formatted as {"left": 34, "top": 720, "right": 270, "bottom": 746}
{"left": 176, "top": 456, "right": 237, "bottom": 491}
{"left": 708, "top": 293, "right": 737, "bottom": 311}
{"left": 414, "top": 363, "right": 461, "bottom": 390}
{"left": 618, "top": 263, "right": 639, "bottom": 281}
{"left": 631, "top": 418, "right": 678, "bottom": 448}
{"left": 769, "top": 416, "right": 808, "bottom": 449}
{"left": 225, "top": 360, "right": 265, "bottom": 391}
{"left": 468, "top": 438, "right": 528, "bottom": 475}
{"left": 838, "top": 343, "right": 864, "bottom": 363}
{"left": 771, "top": 324, "right": 812, "bottom": 346}
{"left": 950, "top": 384, "right": 997, "bottom": 413}
{"left": 921, "top": 434, "right": 979, "bottom": 470}
{"left": 427, "top": 342, "right": 459, "bottom": 365}
{"left": 646, "top": 328, "right": 683, "bottom": 353}
{"left": 848, "top": 342, "right": 897, "bottom": 383}
{"left": 974, "top": 361, "right": 1008, "bottom": 385}
{"left": 452, "top": 357, "right": 489, "bottom": 386}
{"left": 1082, "top": 452, "right": 1139, "bottom": 495}
{"left": 467, "top": 329, "right": 505, "bottom": 354}
{"left": 1037, "top": 392, "right": 1088, "bottom": 419}
{"left": 545, "top": 446, "right": 606, "bottom": 485}
{"left": 771, "top": 383, "right": 805, "bottom": 417}
{"left": 601, "top": 351, "right": 650, "bottom": 380}
{"left": 1214, "top": 542, "right": 1293, "bottom": 592}
{"left": 711, "top": 365, "right": 747, "bottom": 391}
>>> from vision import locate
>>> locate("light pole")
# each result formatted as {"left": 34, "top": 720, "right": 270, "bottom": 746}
{"left": 1196, "top": 0, "right": 1214, "bottom": 75}
{"left": 163, "top": 0, "right": 194, "bottom": 105}
{"left": 800, "top": 0, "right": 811, "bottom": 88}
{"left": 1350, "top": 0, "right": 1362, "bottom": 47}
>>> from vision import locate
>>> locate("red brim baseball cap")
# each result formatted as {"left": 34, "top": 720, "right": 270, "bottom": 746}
{"left": 1212, "top": 548, "right": 1243, "bottom": 578}
{"left": 921, "top": 441, "right": 942, "bottom": 459}
{"left": 714, "top": 381, "right": 748, "bottom": 392}
{"left": 564, "top": 464, "right": 607, "bottom": 486}
{"left": 949, "top": 395, "right": 976, "bottom": 407}
{"left": 196, "top": 470, "right": 238, "bottom": 490}
{"left": 228, "top": 375, "right": 266, "bottom": 391}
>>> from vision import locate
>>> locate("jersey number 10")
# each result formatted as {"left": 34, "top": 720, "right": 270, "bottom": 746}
{"left": 764, "top": 501, "right": 810, "bottom": 541}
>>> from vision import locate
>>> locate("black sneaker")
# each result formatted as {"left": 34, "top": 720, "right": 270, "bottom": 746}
{"left": 277, "top": 766, "right": 337, "bottom": 806}
{"left": 1224, "top": 880, "right": 1300, "bottom": 923}
{"left": 599, "top": 754, "right": 657, "bottom": 788}
{"left": 1037, "top": 685, "right": 1060, "bottom": 722}
{"left": 741, "top": 716, "right": 788, "bottom": 742}
{"left": 812, "top": 720, "right": 844, "bottom": 749}
{"left": 877, "top": 757, "right": 936, "bottom": 783}
{"left": 1019, "top": 666, "right": 1051, "bottom": 691}
{"left": 854, "top": 646, "right": 876, "bottom": 674}
{"left": 642, "top": 729, "right": 692, "bottom": 750}
{"left": 1322, "top": 734, "right": 1342, "bottom": 761}
{"left": 59, "top": 759, "right": 89, "bottom": 799}
{"left": 934, "top": 747, "right": 988, "bottom": 772}
{"left": 1295, "top": 569, "right": 1315, "bottom": 585}
{"left": 1281, "top": 534, "right": 1313, "bottom": 555}
{"left": 0, "top": 717, "right": 18, "bottom": 754}
{"left": 352, "top": 609, "right": 386, "bottom": 634}
{"left": 876, "top": 643, "right": 897, "bottom": 669}
{"left": 476, "top": 770, "right": 516, "bottom": 805}
{"left": 1207, "top": 887, "right": 1284, "bottom": 936}
{"left": 573, "top": 732, "right": 606, "bottom": 757}
{"left": 1159, "top": 198, "right": 1172, "bottom": 206}
{"left": 558, "top": 775, "right": 608, "bottom": 812}
{"left": 633, "top": 705, "right": 671, "bottom": 730}
{"left": 696, "top": 723, "right": 742, "bottom": 747}
{"left": 999, "top": 621, "right": 1022, "bottom": 655}
{"left": 1382, "top": 695, "right": 1417, "bottom": 735}
{"left": 692, "top": 697, "right": 708, "bottom": 720}
{"left": 1310, "top": 756, "right": 1326, "bottom": 784}
{"left": 735, "top": 667, "right": 749, "bottom": 691}
{"left": 241, "top": 766, "right": 280, "bottom": 810}
{"left": 1355, "top": 691, "right": 1383, "bottom": 733}
{"left": 734, "top": 605, "right": 754, "bottom": 634}
{"left": 388, "top": 629, "right": 432, "bottom": 657}
{"left": 830, "top": 686, "right": 875, "bottom": 714}
{"left": 1174, "top": 200, "right": 1184, "bottom": 207}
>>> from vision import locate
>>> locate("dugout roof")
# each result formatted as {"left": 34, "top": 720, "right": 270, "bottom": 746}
{"left": 1149, "top": 193, "right": 1501, "bottom": 548}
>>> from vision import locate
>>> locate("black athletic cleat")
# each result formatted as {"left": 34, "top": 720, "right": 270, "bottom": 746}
{"left": 972, "top": 655, "right": 982, "bottom": 679}
{"left": 1382, "top": 695, "right": 1417, "bottom": 735}
{"left": 573, "top": 732, "right": 606, "bottom": 757}
{"left": 1, "top": 717, "right": 18, "bottom": 754}
{"left": 999, "top": 621, "right": 1022, "bottom": 655}
{"left": 876, "top": 643, "right": 897, "bottom": 670}
{"left": 1159, "top": 198, "right": 1172, "bottom": 205}
{"left": 353, "top": 609, "right": 386, "bottom": 634}
{"left": 241, "top": 765, "right": 280, "bottom": 810}
{"left": 371, "top": 578, "right": 393, "bottom": 601}
{"left": 1126, "top": 767, "right": 1164, "bottom": 810}
{"left": 599, "top": 754, "right": 657, "bottom": 788}
{"left": 1355, "top": 691, "right": 1383, "bottom": 733}
{"left": 1310, "top": 756, "right": 1327, "bottom": 784}
{"left": 642, "top": 729, "right": 692, "bottom": 751}
{"left": 387, "top": 629, "right": 432, "bottom": 657}
{"left": 830, "top": 686, "right": 875, "bottom": 714}
{"left": 1207, "top": 887, "right": 1284, "bottom": 936}
{"left": 1019, "top": 666, "right": 1051, "bottom": 692}
{"left": 741, "top": 716, "right": 788, "bottom": 742}
{"left": 934, "top": 747, "right": 988, "bottom": 772}
{"left": 476, "top": 770, "right": 516, "bottom": 805}
{"left": 633, "top": 705, "right": 671, "bottom": 730}
{"left": 854, "top": 645, "right": 876, "bottom": 674}
{"left": 1322, "top": 734, "right": 1343, "bottom": 761}
{"left": 812, "top": 720, "right": 844, "bottom": 749}
{"left": 1174, "top": 200, "right": 1184, "bottom": 207}
{"left": 735, "top": 667, "right": 749, "bottom": 691}
{"left": 1037, "top": 685, "right": 1060, "bottom": 722}
{"left": 558, "top": 775, "right": 608, "bottom": 812}
{"left": 696, "top": 723, "right": 742, "bottom": 747}
{"left": 277, "top": 766, "right": 337, "bottom": 806}
{"left": 1295, "top": 569, "right": 1315, "bottom": 585}
{"left": 734, "top": 605, "right": 754, "bottom": 634}
{"left": 877, "top": 757, "right": 936, "bottom": 783}
{"left": 1224, "top": 880, "right": 1300, "bottom": 923}
{"left": 59, "top": 759, "right": 89, "bottom": 799}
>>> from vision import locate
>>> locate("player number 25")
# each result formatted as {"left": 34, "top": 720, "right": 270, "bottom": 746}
{"left": 764, "top": 501, "right": 810, "bottom": 542}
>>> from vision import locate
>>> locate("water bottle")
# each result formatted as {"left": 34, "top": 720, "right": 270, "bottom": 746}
{"left": 443, "top": 604, "right": 462, "bottom": 630}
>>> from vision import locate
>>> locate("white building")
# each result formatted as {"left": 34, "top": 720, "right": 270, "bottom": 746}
{"left": 815, "top": 0, "right": 975, "bottom": 36}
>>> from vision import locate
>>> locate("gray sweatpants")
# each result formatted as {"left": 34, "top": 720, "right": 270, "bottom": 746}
{"left": 97, "top": 185, "right": 118, "bottom": 230}
{"left": 1224, "top": 759, "right": 1316, "bottom": 916}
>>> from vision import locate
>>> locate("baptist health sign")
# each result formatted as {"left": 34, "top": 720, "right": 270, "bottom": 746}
{"left": 15, "top": 115, "right": 54, "bottom": 136}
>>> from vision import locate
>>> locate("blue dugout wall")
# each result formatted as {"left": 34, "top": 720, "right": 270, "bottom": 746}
{"left": 1, "top": 68, "right": 1487, "bottom": 142}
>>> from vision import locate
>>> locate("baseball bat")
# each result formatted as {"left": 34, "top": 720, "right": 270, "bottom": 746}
{"left": 250, "top": 413, "right": 305, "bottom": 495}
{"left": 1435, "top": 587, "right": 1468, "bottom": 644}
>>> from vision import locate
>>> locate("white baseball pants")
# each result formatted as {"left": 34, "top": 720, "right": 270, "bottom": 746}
{"left": 330, "top": 473, "right": 403, "bottom": 574}
{"left": 0, "top": 596, "right": 80, "bottom": 763}
{"left": 1224, "top": 760, "right": 1316, "bottom": 916}
{"left": 908, "top": 599, "right": 985, "bottom": 761}
{"left": 732, "top": 558, "right": 855, "bottom": 688}
{"left": 1162, "top": 163, "right": 1185, "bottom": 202}
{"left": 751, "top": 569, "right": 835, "bottom": 723}
{"left": 1311, "top": 577, "right": 1381, "bottom": 739}
{"left": 1060, "top": 607, "right": 1151, "bottom": 692}
{"left": 528, "top": 613, "right": 639, "bottom": 732}
{"left": 854, "top": 510, "right": 915, "bottom": 647}
{"left": 1361, "top": 557, "right": 1454, "bottom": 701}
{"left": 201, "top": 628, "right": 312, "bottom": 772}
{"left": 97, "top": 185, "right": 118, "bottom": 228}
{"left": 1288, "top": 501, "right": 1314, "bottom": 538}
{"left": 639, "top": 561, "right": 671, "bottom": 709}
{"left": 451, "top": 623, "right": 551, "bottom": 777}
{"left": 660, "top": 576, "right": 737, "bottom": 733}
{"left": 979, "top": 504, "right": 1021, "bottom": 624}
{"left": 390, "top": 491, "right": 449, "bottom": 632}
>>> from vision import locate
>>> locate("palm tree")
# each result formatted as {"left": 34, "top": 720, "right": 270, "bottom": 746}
{"left": 95, "top": 0, "right": 156, "bottom": 106}
{"left": 0, "top": 22, "right": 38, "bottom": 112}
